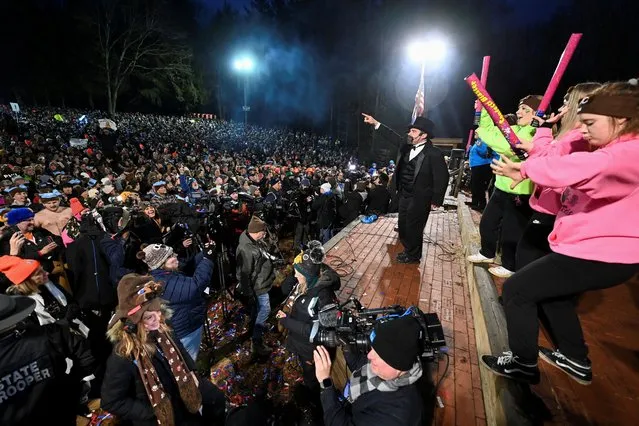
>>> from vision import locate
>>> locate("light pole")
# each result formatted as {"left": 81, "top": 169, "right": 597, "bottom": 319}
{"left": 233, "top": 56, "right": 255, "bottom": 127}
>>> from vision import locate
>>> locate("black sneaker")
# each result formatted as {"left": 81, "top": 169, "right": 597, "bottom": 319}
{"left": 481, "top": 351, "right": 540, "bottom": 384}
{"left": 396, "top": 252, "right": 408, "bottom": 261}
{"left": 397, "top": 256, "right": 420, "bottom": 264}
{"left": 538, "top": 347, "right": 592, "bottom": 385}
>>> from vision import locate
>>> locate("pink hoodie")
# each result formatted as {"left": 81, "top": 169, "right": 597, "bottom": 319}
{"left": 527, "top": 128, "right": 591, "bottom": 215}
{"left": 520, "top": 135, "right": 639, "bottom": 264}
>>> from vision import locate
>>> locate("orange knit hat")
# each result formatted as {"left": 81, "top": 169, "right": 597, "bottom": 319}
{"left": 0, "top": 256, "right": 41, "bottom": 285}
{"left": 70, "top": 198, "right": 88, "bottom": 216}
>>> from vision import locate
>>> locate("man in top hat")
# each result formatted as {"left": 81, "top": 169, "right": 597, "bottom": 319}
{"left": 362, "top": 114, "right": 449, "bottom": 263}
{"left": 0, "top": 293, "right": 95, "bottom": 425}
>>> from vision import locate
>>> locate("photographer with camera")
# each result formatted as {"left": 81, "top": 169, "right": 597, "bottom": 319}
{"left": 137, "top": 242, "right": 216, "bottom": 362}
{"left": 313, "top": 316, "right": 425, "bottom": 426}
{"left": 235, "top": 215, "right": 275, "bottom": 358}
{"left": 276, "top": 242, "right": 341, "bottom": 393}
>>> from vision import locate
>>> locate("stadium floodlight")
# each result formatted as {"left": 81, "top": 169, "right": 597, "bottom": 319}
{"left": 233, "top": 56, "right": 255, "bottom": 73}
{"left": 407, "top": 36, "right": 449, "bottom": 65}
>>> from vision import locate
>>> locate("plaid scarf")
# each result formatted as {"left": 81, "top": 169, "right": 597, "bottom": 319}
{"left": 347, "top": 360, "right": 423, "bottom": 403}
{"left": 135, "top": 332, "right": 202, "bottom": 426}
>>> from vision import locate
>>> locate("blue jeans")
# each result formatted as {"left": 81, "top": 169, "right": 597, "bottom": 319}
{"left": 319, "top": 228, "right": 333, "bottom": 244}
{"left": 180, "top": 326, "right": 203, "bottom": 362}
{"left": 255, "top": 293, "right": 271, "bottom": 326}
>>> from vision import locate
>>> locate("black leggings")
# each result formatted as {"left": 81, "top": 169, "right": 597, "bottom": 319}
{"left": 515, "top": 212, "right": 555, "bottom": 270}
{"left": 502, "top": 252, "right": 639, "bottom": 362}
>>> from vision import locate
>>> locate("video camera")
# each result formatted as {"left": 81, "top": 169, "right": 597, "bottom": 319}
{"left": 309, "top": 297, "right": 446, "bottom": 363}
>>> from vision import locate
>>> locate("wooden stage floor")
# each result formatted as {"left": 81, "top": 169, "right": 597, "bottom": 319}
{"left": 325, "top": 213, "right": 486, "bottom": 426}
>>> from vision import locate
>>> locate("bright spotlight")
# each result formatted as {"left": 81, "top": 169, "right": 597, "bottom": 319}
{"left": 233, "top": 56, "right": 255, "bottom": 72}
{"left": 407, "top": 36, "right": 449, "bottom": 64}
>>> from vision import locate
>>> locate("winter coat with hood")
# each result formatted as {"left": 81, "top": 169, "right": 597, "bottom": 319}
{"left": 149, "top": 253, "right": 214, "bottom": 339}
{"left": 280, "top": 264, "right": 341, "bottom": 361}
{"left": 101, "top": 314, "right": 226, "bottom": 426}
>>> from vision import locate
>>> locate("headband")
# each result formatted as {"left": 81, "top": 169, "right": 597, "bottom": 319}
{"left": 578, "top": 95, "right": 639, "bottom": 118}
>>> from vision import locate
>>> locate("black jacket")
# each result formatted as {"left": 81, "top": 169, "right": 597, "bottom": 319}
{"left": 280, "top": 265, "right": 341, "bottom": 361}
{"left": 366, "top": 185, "right": 391, "bottom": 216}
{"left": 338, "top": 191, "right": 365, "bottom": 225}
{"left": 377, "top": 124, "right": 449, "bottom": 205}
{"left": 235, "top": 231, "right": 275, "bottom": 296}
{"left": 320, "top": 352, "right": 423, "bottom": 426}
{"left": 66, "top": 224, "right": 115, "bottom": 310}
{"left": 0, "top": 323, "right": 96, "bottom": 426}
{"left": 0, "top": 227, "right": 62, "bottom": 272}
{"left": 312, "top": 192, "right": 338, "bottom": 228}
{"left": 101, "top": 333, "right": 225, "bottom": 426}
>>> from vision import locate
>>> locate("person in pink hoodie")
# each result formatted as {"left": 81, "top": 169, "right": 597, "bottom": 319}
{"left": 481, "top": 81, "right": 639, "bottom": 386}
{"left": 512, "top": 83, "right": 602, "bottom": 269}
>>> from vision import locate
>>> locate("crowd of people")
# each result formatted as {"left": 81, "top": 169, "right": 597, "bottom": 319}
{"left": 0, "top": 106, "right": 432, "bottom": 426}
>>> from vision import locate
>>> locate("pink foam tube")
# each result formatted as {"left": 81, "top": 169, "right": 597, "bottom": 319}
{"left": 465, "top": 73, "right": 527, "bottom": 160}
{"left": 537, "top": 33, "right": 582, "bottom": 115}
{"left": 475, "top": 56, "right": 491, "bottom": 114}
{"left": 465, "top": 129, "right": 474, "bottom": 152}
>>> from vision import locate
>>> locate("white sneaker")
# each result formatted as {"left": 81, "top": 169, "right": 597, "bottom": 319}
{"left": 489, "top": 266, "right": 514, "bottom": 278}
{"left": 467, "top": 253, "right": 495, "bottom": 264}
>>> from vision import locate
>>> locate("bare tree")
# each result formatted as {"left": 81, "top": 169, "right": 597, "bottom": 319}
{"left": 90, "top": 0, "right": 199, "bottom": 115}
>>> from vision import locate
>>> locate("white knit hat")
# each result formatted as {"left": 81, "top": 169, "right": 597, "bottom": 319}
{"left": 320, "top": 183, "right": 332, "bottom": 193}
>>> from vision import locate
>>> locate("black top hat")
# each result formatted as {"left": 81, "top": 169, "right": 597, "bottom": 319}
{"left": 408, "top": 117, "right": 435, "bottom": 136}
{"left": 0, "top": 294, "right": 35, "bottom": 333}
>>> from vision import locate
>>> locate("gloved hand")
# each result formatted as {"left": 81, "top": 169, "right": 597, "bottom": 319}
{"left": 203, "top": 241, "right": 216, "bottom": 261}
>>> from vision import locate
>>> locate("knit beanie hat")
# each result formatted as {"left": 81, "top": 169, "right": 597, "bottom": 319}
{"left": 247, "top": 215, "right": 267, "bottom": 234}
{"left": 371, "top": 316, "right": 422, "bottom": 371}
{"left": 519, "top": 95, "right": 543, "bottom": 111}
{"left": 294, "top": 241, "right": 325, "bottom": 285}
{"left": 6, "top": 208, "right": 34, "bottom": 226}
{"left": 138, "top": 244, "right": 174, "bottom": 270}
{"left": 109, "top": 274, "right": 164, "bottom": 328}
{"left": 320, "top": 183, "right": 332, "bottom": 193}
{"left": 70, "top": 198, "right": 87, "bottom": 216}
{"left": 0, "top": 256, "right": 41, "bottom": 285}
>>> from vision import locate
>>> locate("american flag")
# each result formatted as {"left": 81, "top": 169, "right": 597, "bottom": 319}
{"left": 411, "top": 65, "right": 425, "bottom": 124}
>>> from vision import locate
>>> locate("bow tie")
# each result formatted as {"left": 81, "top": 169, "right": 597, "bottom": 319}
{"left": 411, "top": 143, "right": 426, "bottom": 150}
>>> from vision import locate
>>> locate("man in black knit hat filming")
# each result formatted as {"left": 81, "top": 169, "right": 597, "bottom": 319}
{"left": 313, "top": 316, "right": 425, "bottom": 426}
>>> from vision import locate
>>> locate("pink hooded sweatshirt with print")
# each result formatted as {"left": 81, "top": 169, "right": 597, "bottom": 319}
{"left": 520, "top": 135, "right": 639, "bottom": 264}
{"left": 527, "top": 128, "right": 591, "bottom": 215}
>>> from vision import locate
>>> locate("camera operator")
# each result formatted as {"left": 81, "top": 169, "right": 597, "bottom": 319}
{"left": 365, "top": 172, "right": 392, "bottom": 216}
{"left": 276, "top": 242, "right": 341, "bottom": 394}
{"left": 311, "top": 183, "right": 337, "bottom": 244}
{"left": 313, "top": 316, "right": 425, "bottom": 426}
{"left": 235, "top": 215, "right": 275, "bottom": 358}
{"left": 137, "top": 243, "right": 215, "bottom": 362}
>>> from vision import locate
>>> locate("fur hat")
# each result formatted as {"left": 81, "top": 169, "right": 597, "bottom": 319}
{"left": 6, "top": 208, "right": 34, "bottom": 226}
{"left": 138, "top": 244, "right": 174, "bottom": 270}
{"left": 108, "top": 274, "right": 164, "bottom": 329}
